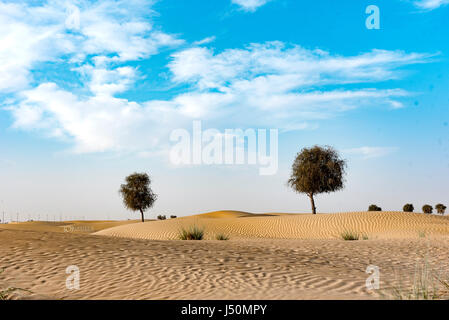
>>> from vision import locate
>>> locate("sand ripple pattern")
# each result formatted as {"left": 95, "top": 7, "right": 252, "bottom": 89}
{"left": 95, "top": 211, "right": 449, "bottom": 240}
{"left": 2, "top": 229, "right": 449, "bottom": 299}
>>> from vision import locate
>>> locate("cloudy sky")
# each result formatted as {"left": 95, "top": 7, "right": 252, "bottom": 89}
{"left": 0, "top": 0, "right": 448, "bottom": 221}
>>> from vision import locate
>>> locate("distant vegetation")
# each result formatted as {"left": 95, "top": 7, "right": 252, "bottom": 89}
{"left": 119, "top": 172, "right": 157, "bottom": 222}
{"left": 435, "top": 204, "right": 446, "bottom": 215}
{"left": 422, "top": 205, "right": 433, "bottom": 214}
{"left": 178, "top": 226, "right": 205, "bottom": 240}
{"left": 340, "top": 231, "right": 367, "bottom": 241}
{"left": 387, "top": 258, "right": 449, "bottom": 300}
{"left": 403, "top": 204, "right": 414, "bottom": 212}
{"left": 368, "top": 204, "right": 382, "bottom": 211}
{"left": 215, "top": 233, "right": 230, "bottom": 240}
{"left": 288, "top": 145, "right": 346, "bottom": 214}
{"left": 170, "top": 215, "right": 177, "bottom": 219}
{"left": 0, "top": 268, "right": 32, "bottom": 300}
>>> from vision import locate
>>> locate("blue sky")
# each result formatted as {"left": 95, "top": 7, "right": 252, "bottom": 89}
{"left": 0, "top": 0, "right": 448, "bottom": 220}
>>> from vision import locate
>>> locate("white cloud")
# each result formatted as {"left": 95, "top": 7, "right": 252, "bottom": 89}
{"left": 0, "top": 0, "right": 183, "bottom": 93}
{"left": 74, "top": 62, "right": 138, "bottom": 96}
{"left": 166, "top": 42, "right": 430, "bottom": 128}
{"left": 169, "top": 43, "right": 431, "bottom": 91}
{"left": 388, "top": 100, "right": 404, "bottom": 109}
{"left": 344, "top": 147, "right": 398, "bottom": 159}
{"left": 414, "top": 0, "right": 449, "bottom": 10}
{"left": 193, "top": 36, "right": 216, "bottom": 46}
{"left": 9, "top": 82, "right": 181, "bottom": 153}
{"left": 231, "top": 0, "right": 271, "bottom": 12}
{"left": 2, "top": 3, "right": 434, "bottom": 156}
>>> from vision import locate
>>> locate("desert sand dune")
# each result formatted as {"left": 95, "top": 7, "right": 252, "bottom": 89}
{"left": 1, "top": 229, "right": 449, "bottom": 300}
{"left": 2, "top": 211, "right": 449, "bottom": 300}
{"left": 95, "top": 211, "right": 449, "bottom": 240}
{"left": 0, "top": 220, "right": 139, "bottom": 234}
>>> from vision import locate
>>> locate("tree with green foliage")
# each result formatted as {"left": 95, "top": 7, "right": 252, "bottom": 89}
{"left": 287, "top": 145, "right": 346, "bottom": 214}
{"left": 435, "top": 204, "right": 446, "bottom": 215}
{"left": 403, "top": 204, "right": 414, "bottom": 212}
{"left": 368, "top": 204, "right": 382, "bottom": 211}
{"left": 422, "top": 204, "right": 433, "bottom": 214}
{"left": 119, "top": 173, "right": 157, "bottom": 222}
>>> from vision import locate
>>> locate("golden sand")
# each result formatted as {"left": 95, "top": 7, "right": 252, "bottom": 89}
{"left": 1, "top": 211, "right": 449, "bottom": 300}
{"left": 95, "top": 211, "right": 449, "bottom": 240}
{"left": 0, "top": 219, "right": 139, "bottom": 234}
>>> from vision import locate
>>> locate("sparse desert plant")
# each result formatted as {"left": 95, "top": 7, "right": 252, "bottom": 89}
{"left": 403, "top": 204, "right": 414, "bottom": 212}
{"left": 170, "top": 215, "right": 177, "bottom": 219}
{"left": 422, "top": 205, "right": 433, "bottom": 214}
{"left": 0, "top": 268, "right": 32, "bottom": 300}
{"left": 368, "top": 204, "right": 382, "bottom": 211}
{"left": 216, "top": 233, "right": 230, "bottom": 240}
{"left": 178, "top": 226, "right": 205, "bottom": 240}
{"left": 388, "top": 258, "right": 449, "bottom": 300}
{"left": 119, "top": 172, "right": 157, "bottom": 222}
{"left": 157, "top": 215, "right": 166, "bottom": 220}
{"left": 435, "top": 204, "right": 447, "bottom": 215}
{"left": 287, "top": 145, "right": 346, "bottom": 214}
{"left": 340, "top": 230, "right": 360, "bottom": 241}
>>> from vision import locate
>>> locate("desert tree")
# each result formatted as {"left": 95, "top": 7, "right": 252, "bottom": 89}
{"left": 403, "top": 203, "right": 414, "bottom": 212}
{"left": 368, "top": 204, "right": 382, "bottom": 211}
{"left": 287, "top": 145, "right": 346, "bottom": 214}
{"left": 119, "top": 172, "right": 157, "bottom": 222}
{"left": 422, "top": 204, "right": 433, "bottom": 214}
{"left": 435, "top": 204, "right": 447, "bottom": 215}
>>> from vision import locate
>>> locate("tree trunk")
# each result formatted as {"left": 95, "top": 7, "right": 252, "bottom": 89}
{"left": 309, "top": 194, "right": 316, "bottom": 214}
{"left": 140, "top": 209, "right": 145, "bottom": 222}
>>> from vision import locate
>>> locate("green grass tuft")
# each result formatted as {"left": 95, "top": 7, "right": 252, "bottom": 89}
{"left": 384, "top": 257, "right": 449, "bottom": 300}
{"left": 340, "top": 230, "right": 360, "bottom": 241}
{"left": 215, "top": 233, "right": 230, "bottom": 240}
{"left": 178, "top": 226, "right": 205, "bottom": 240}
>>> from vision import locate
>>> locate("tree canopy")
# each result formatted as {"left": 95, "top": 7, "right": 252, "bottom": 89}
{"left": 422, "top": 204, "right": 433, "bottom": 214}
{"left": 435, "top": 203, "right": 446, "bottom": 215}
{"left": 288, "top": 145, "right": 346, "bottom": 214}
{"left": 119, "top": 172, "right": 157, "bottom": 222}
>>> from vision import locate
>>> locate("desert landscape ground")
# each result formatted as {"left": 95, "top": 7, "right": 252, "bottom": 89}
{"left": 1, "top": 211, "right": 449, "bottom": 300}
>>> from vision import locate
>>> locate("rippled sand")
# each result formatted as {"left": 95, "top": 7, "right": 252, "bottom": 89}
{"left": 96, "top": 211, "right": 449, "bottom": 240}
{"left": 1, "top": 211, "right": 449, "bottom": 300}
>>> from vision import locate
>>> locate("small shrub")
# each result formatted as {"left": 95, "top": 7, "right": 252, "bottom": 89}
{"left": 435, "top": 204, "right": 446, "bottom": 215}
{"left": 341, "top": 231, "right": 360, "bottom": 241}
{"left": 157, "top": 215, "right": 166, "bottom": 220}
{"left": 0, "top": 268, "right": 32, "bottom": 300}
{"left": 368, "top": 204, "right": 382, "bottom": 211}
{"left": 387, "top": 257, "right": 449, "bottom": 300}
{"left": 403, "top": 204, "right": 414, "bottom": 212}
{"left": 216, "top": 233, "right": 230, "bottom": 240}
{"left": 422, "top": 205, "right": 433, "bottom": 214}
{"left": 178, "top": 226, "right": 204, "bottom": 240}
{"left": 170, "top": 215, "right": 177, "bottom": 219}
